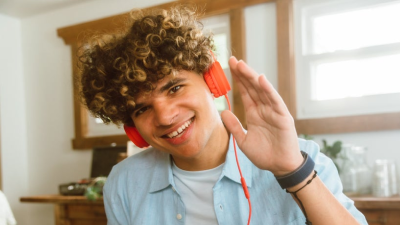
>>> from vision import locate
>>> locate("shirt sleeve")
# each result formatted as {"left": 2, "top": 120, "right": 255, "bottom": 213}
{"left": 301, "top": 139, "right": 368, "bottom": 225}
{"left": 103, "top": 170, "right": 129, "bottom": 225}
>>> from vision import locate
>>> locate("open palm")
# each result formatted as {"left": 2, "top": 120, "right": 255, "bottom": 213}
{"left": 221, "top": 57, "right": 303, "bottom": 176}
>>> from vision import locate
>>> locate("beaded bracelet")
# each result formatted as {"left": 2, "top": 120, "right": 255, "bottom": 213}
{"left": 286, "top": 170, "right": 318, "bottom": 225}
{"left": 274, "top": 151, "right": 317, "bottom": 225}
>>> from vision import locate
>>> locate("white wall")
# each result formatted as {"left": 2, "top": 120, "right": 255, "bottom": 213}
{"left": 1, "top": 0, "right": 171, "bottom": 224}
{"left": 311, "top": 130, "right": 400, "bottom": 175}
{"left": 2, "top": 0, "right": 400, "bottom": 224}
{"left": 0, "top": 13, "right": 30, "bottom": 225}
{"left": 245, "top": 3, "right": 277, "bottom": 89}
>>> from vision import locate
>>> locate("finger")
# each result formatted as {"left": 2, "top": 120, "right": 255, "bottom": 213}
{"left": 230, "top": 70, "right": 257, "bottom": 109}
{"left": 229, "top": 57, "right": 266, "bottom": 106}
{"left": 258, "top": 75, "right": 290, "bottom": 115}
{"left": 257, "top": 74, "right": 273, "bottom": 106}
{"left": 220, "top": 110, "right": 246, "bottom": 145}
{"left": 235, "top": 60, "right": 263, "bottom": 90}
{"left": 228, "top": 57, "right": 258, "bottom": 109}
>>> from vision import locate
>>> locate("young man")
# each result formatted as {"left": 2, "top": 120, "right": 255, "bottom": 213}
{"left": 79, "top": 6, "right": 367, "bottom": 225}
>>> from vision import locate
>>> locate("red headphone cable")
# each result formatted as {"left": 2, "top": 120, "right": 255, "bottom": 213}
{"left": 225, "top": 94, "right": 252, "bottom": 225}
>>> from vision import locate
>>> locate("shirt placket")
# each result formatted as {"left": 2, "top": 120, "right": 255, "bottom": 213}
{"left": 213, "top": 180, "right": 225, "bottom": 225}
{"left": 172, "top": 185, "right": 186, "bottom": 224}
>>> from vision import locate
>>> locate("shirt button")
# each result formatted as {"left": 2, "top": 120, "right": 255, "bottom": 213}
{"left": 219, "top": 204, "right": 223, "bottom": 210}
{"left": 172, "top": 187, "right": 176, "bottom": 192}
{"left": 176, "top": 214, "right": 182, "bottom": 220}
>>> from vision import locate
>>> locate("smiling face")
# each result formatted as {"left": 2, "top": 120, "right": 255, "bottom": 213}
{"left": 131, "top": 70, "right": 229, "bottom": 170}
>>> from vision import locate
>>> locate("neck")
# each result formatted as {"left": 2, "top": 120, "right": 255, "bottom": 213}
{"left": 173, "top": 122, "right": 230, "bottom": 171}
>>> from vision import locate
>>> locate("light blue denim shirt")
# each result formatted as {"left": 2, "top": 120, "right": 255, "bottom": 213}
{"left": 103, "top": 138, "right": 367, "bottom": 225}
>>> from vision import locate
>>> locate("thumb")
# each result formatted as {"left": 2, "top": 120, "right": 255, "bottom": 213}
{"left": 221, "top": 110, "right": 246, "bottom": 145}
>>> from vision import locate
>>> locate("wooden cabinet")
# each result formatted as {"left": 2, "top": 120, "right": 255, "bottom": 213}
{"left": 20, "top": 195, "right": 106, "bottom": 225}
{"left": 351, "top": 196, "right": 400, "bottom": 225}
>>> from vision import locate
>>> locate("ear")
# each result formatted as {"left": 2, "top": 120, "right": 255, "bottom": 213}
{"left": 123, "top": 125, "right": 150, "bottom": 148}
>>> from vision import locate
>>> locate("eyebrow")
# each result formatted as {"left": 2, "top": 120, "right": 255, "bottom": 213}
{"left": 158, "top": 77, "right": 187, "bottom": 94}
{"left": 133, "top": 77, "right": 187, "bottom": 113}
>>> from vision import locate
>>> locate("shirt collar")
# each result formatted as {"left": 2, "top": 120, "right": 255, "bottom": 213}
{"left": 149, "top": 151, "right": 173, "bottom": 193}
{"left": 148, "top": 135, "right": 253, "bottom": 193}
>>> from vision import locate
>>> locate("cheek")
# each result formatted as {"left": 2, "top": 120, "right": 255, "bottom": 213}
{"left": 189, "top": 92, "right": 216, "bottom": 114}
{"left": 131, "top": 118, "right": 151, "bottom": 138}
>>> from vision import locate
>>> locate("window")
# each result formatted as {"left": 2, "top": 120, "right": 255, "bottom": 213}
{"left": 295, "top": 0, "right": 400, "bottom": 119}
{"left": 87, "top": 117, "right": 124, "bottom": 137}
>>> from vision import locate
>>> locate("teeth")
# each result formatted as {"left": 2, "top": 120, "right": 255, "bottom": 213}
{"left": 167, "top": 118, "right": 193, "bottom": 138}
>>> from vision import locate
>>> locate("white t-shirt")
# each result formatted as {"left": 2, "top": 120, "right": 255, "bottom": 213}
{"left": 172, "top": 162, "right": 224, "bottom": 225}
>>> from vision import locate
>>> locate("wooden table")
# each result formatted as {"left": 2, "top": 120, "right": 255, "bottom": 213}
{"left": 351, "top": 196, "right": 400, "bottom": 225}
{"left": 21, "top": 195, "right": 400, "bottom": 225}
{"left": 20, "top": 195, "right": 106, "bottom": 225}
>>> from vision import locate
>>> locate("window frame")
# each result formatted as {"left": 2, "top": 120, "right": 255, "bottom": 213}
{"left": 290, "top": 0, "right": 400, "bottom": 134}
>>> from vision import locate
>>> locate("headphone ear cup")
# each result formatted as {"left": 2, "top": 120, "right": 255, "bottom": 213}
{"left": 204, "top": 61, "right": 231, "bottom": 98}
{"left": 123, "top": 125, "right": 150, "bottom": 148}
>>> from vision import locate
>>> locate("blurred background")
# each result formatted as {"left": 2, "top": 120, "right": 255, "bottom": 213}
{"left": 1, "top": 0, "right": 400, "bottom": 224}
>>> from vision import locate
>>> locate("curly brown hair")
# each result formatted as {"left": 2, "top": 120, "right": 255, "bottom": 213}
{"left": 79, "top": 5, "right": 214, "bottom": 126}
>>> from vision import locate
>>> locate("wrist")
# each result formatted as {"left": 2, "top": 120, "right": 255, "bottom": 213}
{"left": 274, "top": 151, "right": 315, "bottom": 189}
{"left": 273, "top": 152, "right": 305, "bottom": 177}
{"left": 285, "top": 170, "right": 315, "bottom": 192}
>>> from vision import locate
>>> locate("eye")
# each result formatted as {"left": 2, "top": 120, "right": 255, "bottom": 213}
{"left": 169, "top": 85, "right": 181, "bottom": 94}
{"left": 135, "top": 106, "right": 148, "bottom": 117}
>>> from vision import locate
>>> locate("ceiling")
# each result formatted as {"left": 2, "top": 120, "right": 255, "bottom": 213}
{"left": 0, "top": 0, "right": 96, "bottom": 18}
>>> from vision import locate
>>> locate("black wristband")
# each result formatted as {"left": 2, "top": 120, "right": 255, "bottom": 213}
{"left": 275, "top": 151, "right": 315, "bottom": 189}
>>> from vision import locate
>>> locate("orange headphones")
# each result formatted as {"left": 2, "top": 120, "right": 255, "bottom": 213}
{"left": 123, "top": 56, "right": 231, "bottom": 148}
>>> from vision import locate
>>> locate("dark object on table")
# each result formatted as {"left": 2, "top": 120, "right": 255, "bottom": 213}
{"left": 59, "top": 181, "right": 89, "bottom": 196}
{"left": 90, "top": 145, "right": 127, "bottom": 178}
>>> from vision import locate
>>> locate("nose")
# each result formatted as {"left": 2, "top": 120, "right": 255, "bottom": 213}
{"left": 153, "top": 98, "right": 179, "bottom": 126}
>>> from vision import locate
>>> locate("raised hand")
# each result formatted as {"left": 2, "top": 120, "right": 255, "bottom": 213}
{"left": 221, "top": 56, "right": 304, "bottom": 176}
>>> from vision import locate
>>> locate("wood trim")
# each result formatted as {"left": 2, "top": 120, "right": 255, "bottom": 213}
{"left": 182, "top": 0, "right": 275, "bottom": 17}
{"left": 351, "top": 196, "right": 400, "bottom": 210}
{"left": 54, "top": 204, "right": 66, "bottom": 225}
{"left": 71, "top": 44, "right": 86, "bottom": 139}
{"left": 276, "top": 0, "right": 296, "bottom": 117}
{"left": 57, "top": 2, "right": 172, "bottom": 45}
{"left": 57, "top": 0, "right": 274, "bottom": 44}
{"left": 229, "top": 8, "right": 246, "bottom": 127}
{"left": 72, "top": 135, "right": 129, "bottom": 150}
{"left": 21, "top": 195, "right": 104, "bottom": 204}
{"left": 295, "top": 112, "right": 400, "bottom": 135}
